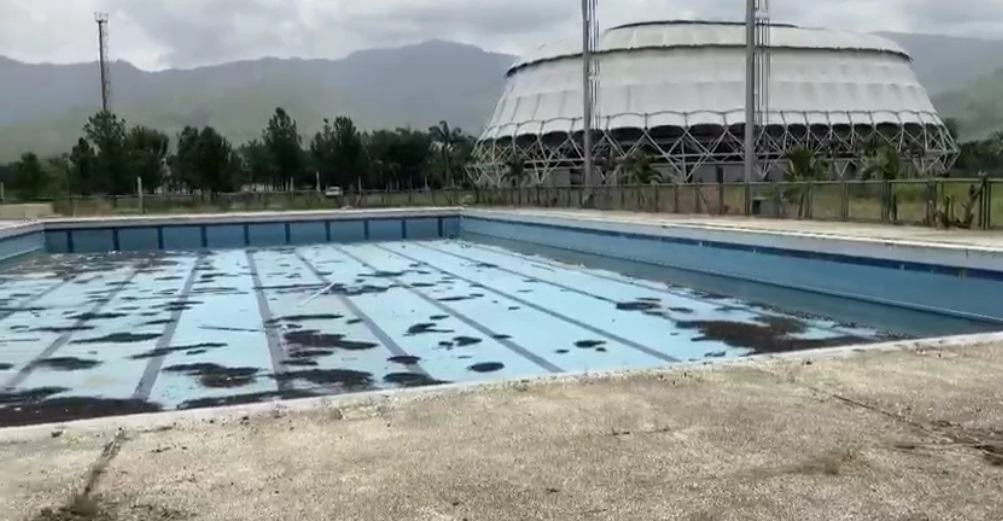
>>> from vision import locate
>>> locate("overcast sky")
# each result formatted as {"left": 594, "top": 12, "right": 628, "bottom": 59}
{"left": 1, "top": 0, "right": 1001, "bottom": 70}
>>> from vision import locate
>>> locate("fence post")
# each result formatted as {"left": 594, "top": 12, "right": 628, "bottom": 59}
{"left": 980, "top": 175, "right": 991, "bottom": 230}
{"left": 137, "top": 177, "right": 144, "bottom": 214}
{"left": 840, "top": 180, "right": 849, "bottom": 221}
{"left": 743, "top": 181, "right": 751, "bottom": 216}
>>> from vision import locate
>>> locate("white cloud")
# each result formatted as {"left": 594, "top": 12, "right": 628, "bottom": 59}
{"left": 0, "top": 0, "right": 1001, "bottom": 69}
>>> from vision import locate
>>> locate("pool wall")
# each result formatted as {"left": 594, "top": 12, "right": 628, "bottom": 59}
{"left": 462, "top": 210, "right": 1003, "bottom": 324}
{"left": 13, "top": 207, "right": 1003, "bottom": 324}
{"left": 42, "top": 208, "right": 460, "bottom": 253}
{"left": 0, "top": 223, "right": 44, "bottom": 263}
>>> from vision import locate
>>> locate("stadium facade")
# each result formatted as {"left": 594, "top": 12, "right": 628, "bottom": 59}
{"left": 469, "top": 20, "right": 958, "bottom": 187}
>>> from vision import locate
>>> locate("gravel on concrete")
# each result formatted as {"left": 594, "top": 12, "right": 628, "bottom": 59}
{"left": 4, "top": 337, "right": 1003, "bottom": 521}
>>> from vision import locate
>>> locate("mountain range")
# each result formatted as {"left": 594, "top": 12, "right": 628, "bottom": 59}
{"left": 0, "top": 31, "right": 1002, "bottom": 161}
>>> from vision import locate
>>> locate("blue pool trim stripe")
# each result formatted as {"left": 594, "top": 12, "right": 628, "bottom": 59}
{"left": 334, "top": 245, "right": 565, "bottom": 374}
{"left": 373, "top": 244, "right": 681, "bottom": 364}
{"left": 246, "top": 250, "right": 293, "bottom": 393}
{"left": 294, "top": 250, "right": 433, "bottom": 378}
{"left": 65, "top": 230, "right": 74, "bottom": 254}
{"left": 437, "top": 217, "right": 444, "bottom": 237}
{"left": 464, "top": 229, "right": 1003, "bottom": 326}
{"left": 462, "top": 216, "right": 1003, "bottom": 282}
{"left": 2, "top": 261, "right": 146, "bottom": 390}
{"left": 112, "top": 229, "right": 121, "bottom": 251}
{"left": 156, "top": 226, "right": 165, "bottom": 250}
{"left": 243, "top": 224, "right": 251, "bottom": 247}
{"left": 133, "top": 255, "right": 204, "bottom": 401}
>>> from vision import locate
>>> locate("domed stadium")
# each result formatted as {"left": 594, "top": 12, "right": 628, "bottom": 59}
{"left": 469, "top": 20, "right": 958, "bottom": 186}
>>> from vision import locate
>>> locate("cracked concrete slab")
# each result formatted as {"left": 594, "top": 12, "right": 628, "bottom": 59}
{"left": 4, "top": 338, "right": 1003, "bottom": 520}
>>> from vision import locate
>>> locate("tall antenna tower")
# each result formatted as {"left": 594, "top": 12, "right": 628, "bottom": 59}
{"left": 581, "top": 0, "right": 600, "bottom": 187}
{"left": 743, "top": 0, "right": 771, "bottom": 181}
{"left": 95, "top": 12, "right": 111, "bottom": 112}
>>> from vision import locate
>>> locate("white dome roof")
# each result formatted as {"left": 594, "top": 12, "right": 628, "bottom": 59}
{"left": 481, "top": 21, "right": 943, "bottom": 141}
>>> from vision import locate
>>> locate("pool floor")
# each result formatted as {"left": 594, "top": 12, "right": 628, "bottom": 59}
{"left": 0, "top": 239, "right": 898, "bottom": 427}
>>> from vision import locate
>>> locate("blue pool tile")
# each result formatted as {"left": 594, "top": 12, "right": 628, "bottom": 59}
{"left": 118, "top": 227, "right": 160, "bottom": 252}
{"left": 248, "top": 223, "right": 287, "bottom": 247}
{"left": 162, "top": 226, "right": 204, "bottom": 250}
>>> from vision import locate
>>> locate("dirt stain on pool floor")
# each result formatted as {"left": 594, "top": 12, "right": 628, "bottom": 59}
{"left": 0, "top": 386, "right": 162, "bottom": 428}
{"left": 283, "top": 330, "right": 379, "bottom": 351}
{"left": 33, "top": 357, "right": 102, "bottom": 371}
{"left": 163, "top": 363, "right": 260, "bottom": 389}
{"left": 677, "top": 315, "right": 869, "bottom": 354}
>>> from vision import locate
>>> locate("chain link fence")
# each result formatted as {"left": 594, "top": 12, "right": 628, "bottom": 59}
{"left": 15, "top": 178, "right": 1003, "bottom": 230}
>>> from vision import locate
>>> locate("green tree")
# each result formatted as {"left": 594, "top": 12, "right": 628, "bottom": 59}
{"left": 69, "top": 138, "right": 97, "bottom": 195}
{"left": 428, "top": 121, "right": 467, "bottom": 187}
{"left": 125, "top": 126, "right": 169, "bottom": 193}
{"left": 262, "top": 108, "right": 306, "bottom": 189}
{"left": 622, "top": 151, "right": 660, "bottom": 185}
{"left": 503, "top": 155, "right": 527, "bottom": 187}
{"left": 11, "top": 152, "right": 50, "bottom": 200}
{"left": 83, "top": 111, "right": 129, "bottom": 194}
{"left": 238, "top": 139, "right": 271, "bottom": 189}
{"left": 175, "top": 126, "right": 238, "bottom": 194}
{"left": 311, "top": 117, "right": 367, "bottom": 189}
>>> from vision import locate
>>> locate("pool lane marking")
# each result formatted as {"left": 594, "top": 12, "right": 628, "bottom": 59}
{"left": 333, "top": 245, "right": 564, "bottom": 374}
{"left": 461, "top": 239, "right": 870, "bottom": 339}
{"left": 2, "top": 259, "right": 151, "bottom": 391}
{"left": 0, "top": 276, "right": 77, "bottom": 324}
{"left": 246, "top": 249, "right": 294, "bottom": 394}
{"left": 293, "top": 250, "right": 434, "bottom": 379}
{"left": 374, "top": 244, "right": 682, "bottom": 365}
{"left": 132, "top": 254, "right": 205, "bottom": 402}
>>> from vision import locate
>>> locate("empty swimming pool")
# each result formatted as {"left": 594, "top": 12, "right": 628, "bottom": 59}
{"left": 1, "top": 210, "right": 1000, "bottom": 428}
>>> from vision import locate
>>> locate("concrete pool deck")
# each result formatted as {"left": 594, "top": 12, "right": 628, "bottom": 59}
{"left": 4, "top": 334, "right": 1003, "bottom": 520}
{"left": 480, "top": 208, "right": 1003, "bottom": 250}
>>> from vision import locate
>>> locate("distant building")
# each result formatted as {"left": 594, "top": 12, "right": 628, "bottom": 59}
{"left": 470, "top": 20, "right": 958, "bottom": 186}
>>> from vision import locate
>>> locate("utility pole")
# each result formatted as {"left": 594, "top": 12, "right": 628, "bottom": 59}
{"left": 743, "top": 0, "right": 756, "bottom": 182}
{"left": 744, "top": 0, "right": 771, "bottom": 182}
{"left": 581, "top": 0, "right": 600, "bottom": 188}
{"left": 95, "top": 13, "right": 111, "bottom": 112}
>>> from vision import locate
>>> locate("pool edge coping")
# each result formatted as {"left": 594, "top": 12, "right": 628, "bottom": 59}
{"left": 3, "top": 329, "right": 1001, "bottom": 439}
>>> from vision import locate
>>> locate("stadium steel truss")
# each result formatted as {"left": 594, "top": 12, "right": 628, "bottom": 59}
{"left": 468, "top": 21, "right": 959, "bottom": 187}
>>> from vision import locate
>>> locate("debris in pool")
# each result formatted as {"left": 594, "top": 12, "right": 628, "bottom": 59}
{"left": 438, "top": 341, "right": 454, "bottom": 348}
{"left": 429, "top": 315, "right": 449, "bottom": 321}
{"left": 468, "top": 362, "right": 504, "bottom": 373}
{"left": 669, "top": 307, "right": 695, "bottom": 314}
{"left": 492, "top": 334, "right": 512, "bottom": 340}
{"left": 0, "top": 390, "right": 162, "bottom": 428}
{"left": 507, "top": 306, "right": 520, "bottom": 311}
{"left": 33, "top": 357, "right": 102, "bottom": 371}
{"left": 388, "top": 355, "right": 422, "bottom": 365}
{"left": 273, "top": 368, "right": 374, "bottom": 389}
{"left": 282, "top": 359, "right": 320, "bottom": 367}
{"left": 73, "top": 332, "right": 162, "bottom": 344}
{"left": 129, "top": 343, "right": 227, "bottom": 360}
{"left": 555, "top": 349, "right": 569, "bottom": 355}
{"left": 407, "top": 323, "right": 454, "bottom": 335}
{"left": 575, "top": 340, "right": 606, "bottom": 349}
{"left": 283, "top": 330, "right": 378, "bottom": 351}
{"left": 142, "top": 319, "right": 176, "bottom": 326}
{"left": 705, "top": 351, "right": 727, "bottom": 358}
{"left": 288, "top": 349, "right": 335, "bottom": 359}
{"left": 177, "top": 389, "right": 318, "bottom": 410}
{"left": 0, "top": 362, "right": 13, "bottom": 370}
{"left": 346, "top": 318, "right": 363, "bottom": 325}
{"left": 383, "top": 373, "right": 449, "bottom": 387}
{"left": 185, "top": 349, "right": 208, "bottom": 356}
{"left": 268, "top": 314, "right": 344, "bottom": 324}
{"left": 438, "top": 295, "right": 481, "bottom": 302}
{"left": 410, "top": 282, "right": 437, "bottom": 288}
{"left": 475, "top": 263, "right": 498, "bottom": 269}
{"left": 596, "top": 347, "right": 607, "bottom": 353}
{"left": 163, "top": 363, "right": 260, "bottom": 389}
{"left": 454, "top": 336, "right": 482, "bottom": 347}
{"left": 155, "top": 276, "right": 183, "bottom": 281}
{"left": 616, "top": 301, "right": 660, "bottom": 312}
{"left": 676, "top": 315, "right": 868, "bottom": 354}
{"left": 31, "top": 325, "right": 96, "bottom": 334}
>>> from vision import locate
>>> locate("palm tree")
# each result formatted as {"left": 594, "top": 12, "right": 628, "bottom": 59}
{"left": 428, "top": 121, "right": 465, "bottom": 188}
{"left": 783, "top": 146, "right": 828, "bottom": 218}
{"left": 503, "top": 156, "right": 527, "bottom": 187}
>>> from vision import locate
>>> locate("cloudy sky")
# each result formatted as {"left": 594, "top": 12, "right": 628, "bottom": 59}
{"left": 1, "top": 0, "right": 1001, "bottom": 70}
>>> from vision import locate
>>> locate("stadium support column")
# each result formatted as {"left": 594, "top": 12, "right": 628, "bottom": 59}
{"left": 743, "top": 0, "right": 756, "bottom": 182}
{"left": 581, "top": 0, "right": 594, "bottom": 189}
